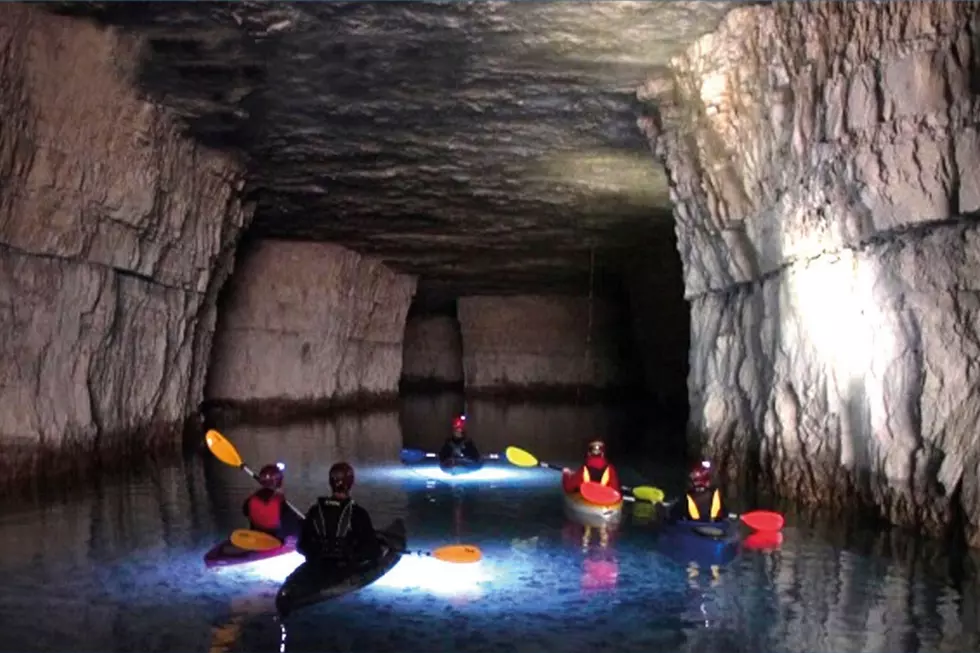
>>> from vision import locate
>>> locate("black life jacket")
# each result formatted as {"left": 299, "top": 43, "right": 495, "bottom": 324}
{"left": 311, "top": 497, "right": 355, "bottom": 560}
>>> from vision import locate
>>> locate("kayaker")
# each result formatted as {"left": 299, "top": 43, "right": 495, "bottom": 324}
{"left": 561, "top": 439, "right": 622, "bottom": 495}
{"left": 296, "top": 462, "right": 382, "bottom": 565}
{"left": 242, "top": 463, "right": 300, "bottom": 539}
{"left": 666, "top": 459, "right": 727, "bottom": 523}
{"left": 438, "top": 414, "right": 481, "bottom": 463}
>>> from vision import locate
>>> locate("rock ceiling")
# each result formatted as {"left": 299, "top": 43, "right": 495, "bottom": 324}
{"left": 57, "top": 1, "right": 732, "bottom": 294}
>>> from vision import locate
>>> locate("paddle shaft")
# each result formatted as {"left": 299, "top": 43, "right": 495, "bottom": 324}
{"left": 240, "top": 462, "right": 306, "bottom": 519}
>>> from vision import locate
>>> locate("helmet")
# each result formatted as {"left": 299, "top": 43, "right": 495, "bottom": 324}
{"left": 452, "top": 414, "right": 467, "bottom": 434}
{"left": 258, "top": 463, "right": 284, "bottom": 489}
{"left": 329, "top": 462, "right": 355, "bottom": 494}
{"left": 587, "top": 440, "right": 606, "bottom": 457}
{"left": 689, "top": 460, "right": 712, "bottom": 490}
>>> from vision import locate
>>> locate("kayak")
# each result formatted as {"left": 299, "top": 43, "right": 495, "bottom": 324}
{"left": 563, "top": 490, "right": 623, "bottom": 528}
{"left": 438, "top": 456, "right": 484, "bottom": 476}
{"left": 656, "top": 517, "right": 741, "bottom": 567}
{"left": 204, "top": 535, "right": 297, "bottom": 569}
{"left": 275, "top": 519, "right": 406, "bottom": 617}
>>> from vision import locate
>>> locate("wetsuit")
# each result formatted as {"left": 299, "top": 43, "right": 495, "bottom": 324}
{"left": 562, "top": 455, "right": 621, "bottom": 494}
{"left": 296, "top": 496, "right": 382, "bottom": 565}
{"left": 439, "top": 437, "right": 481, "bottom": 463}
{"left": 242, "top": 488, "right": 300, "bottom": 539}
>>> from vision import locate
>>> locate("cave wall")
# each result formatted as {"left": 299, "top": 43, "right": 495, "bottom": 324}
{"left": 400, "top": 311, "right": 464, "bottom": 388}
{"left": 456, "top": 295, "right": 636, "bottom": 393}
{"left": 0, "top": 5, "right": 251, "bottom": 478}
{"left": 640, "top": 2, "right": 980, "bottom": 543}
{"left": 205, "top": 240, "right": 417, "bottom": 407}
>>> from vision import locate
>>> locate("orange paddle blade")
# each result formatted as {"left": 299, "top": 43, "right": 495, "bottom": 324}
{"left": 205, "top": 429, "right": 243, "bottom": 468}
{"left": 580, "top": 481, "right": 622, "bottom": 506}
{"left": 231, "top": 529, "right": 283, "bottom": 552}
{"left": 741, "top": 510, "right": 785, "bottom": 532}
{"left": 430, "top": 544, "right": 482, "bottom": 564}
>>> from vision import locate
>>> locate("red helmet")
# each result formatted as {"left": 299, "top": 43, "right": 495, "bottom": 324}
{"left": 258, "top": 463, "right": 284, "bottom": 489}
{"left": 452, "top": 414, "right": 467, "bottom": 433}
{"left": 587, "top": 440, "right": 606, "bottom": 457}
{"left": 689, "top": 460, "right": 712, "bottom": 490}
{"left": 329, "top": 462, "right": 355, "bottom": 494}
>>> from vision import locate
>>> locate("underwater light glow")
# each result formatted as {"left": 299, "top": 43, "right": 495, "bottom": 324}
{"left": 211, "top": 551, "right": 305, "bottom": 584}
{"left": 367, "top": 463, "right": 555, "bottom": 487}
{"left": 373, "top": 554, "right": 492, "bottom": 598}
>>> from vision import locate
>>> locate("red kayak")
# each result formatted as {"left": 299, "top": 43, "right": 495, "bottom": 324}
{"left": 204, "top": 535, "right": 298, "bottom": 569}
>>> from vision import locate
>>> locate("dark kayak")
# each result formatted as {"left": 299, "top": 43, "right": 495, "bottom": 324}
{"left": 438, "top": 456, "right": 484, "bottom": 475}
{"left": 204, "top": 535, "right": 297, "bottom": 569}
{"left": 275, "top": 519, "right": 406, "bottom": 617}
{"left": 656, "top": 517, "right": 741, "bottom": 568}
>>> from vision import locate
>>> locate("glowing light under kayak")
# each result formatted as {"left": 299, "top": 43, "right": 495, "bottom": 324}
{"left": 367, "top": 463, "right": 556, "bottom": 487}
{"left": 210, "top": 551, "right": 305, "bottom": 584}
{"left": 373, "top": 554, "right": 492, "bottom": 598}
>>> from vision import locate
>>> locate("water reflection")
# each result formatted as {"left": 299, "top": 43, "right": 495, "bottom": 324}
{"left": 0, "top": 400, "right": 979, "bottom": 652}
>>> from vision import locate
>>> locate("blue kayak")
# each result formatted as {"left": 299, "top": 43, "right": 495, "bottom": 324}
{"left": 656, "top": 517, "right": 741, "bottom": 567}
{"left": 438, "top": 456, "right": 484, "bottom": 476}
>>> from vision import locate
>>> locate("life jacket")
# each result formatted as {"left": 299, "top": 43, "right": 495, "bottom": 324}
{"left": 311, "top": 497, "right": 355, "bottom": 560}
{"left": 246, "top": 492, "right": 284, "bottom": 532}
{"left": 685, "top": 488, "right": 722, "bottom": 521}
{"left": 582, "top": 464, "right": 611, "bottom": 487}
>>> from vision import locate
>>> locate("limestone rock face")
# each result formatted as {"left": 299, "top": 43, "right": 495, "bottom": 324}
{"left": 205, "top": 240, "right": 417, "bottom": 405}
{"left": 642, "top": 2, "right": 980, "bottom": 543}
{"left": 401, "top": 313, "right": 464, "bottom": 387}
{"left": 0, "top": 5, "right": 251, "bottom": 474}
{"left": 457, "top": 295, "right": 637, "bottom": 392}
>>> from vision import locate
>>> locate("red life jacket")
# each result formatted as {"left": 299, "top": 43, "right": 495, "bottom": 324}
{"left": 246, "top": 493, "right": 284, "bottom": 532}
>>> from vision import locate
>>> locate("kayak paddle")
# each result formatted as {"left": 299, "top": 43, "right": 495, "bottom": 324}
{"left": 231, "top": 529, "right": 285, "bottom": 551}
{"left": 580, "top": 481, "right": 623, "bottom": 506}
{"left": 505, "top": 446, "right": 664, "bottom": 503}
{"left": 404, "top": 543, "right": 483, "bottom": 564}
{"left": 739, "top": 510, "right": 785, "bottom": 532}
{"left": 204, "top": 429, "right": 306, "bottom": 519}
{"left": 400, "top": 448, "right": 500, "bottom": 465}
{"left": 234, "top": 531, "right": 482, "bottom": 564}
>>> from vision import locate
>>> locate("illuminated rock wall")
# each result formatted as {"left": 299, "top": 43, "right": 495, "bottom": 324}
{"left": 641, "top": 2, "right": 980, "bottom": 543}
{"left": 206, "top": 240, "right": 417, "bottom": 406}
{"left": 0, "top": 5, "right": 251, "bottom": 480}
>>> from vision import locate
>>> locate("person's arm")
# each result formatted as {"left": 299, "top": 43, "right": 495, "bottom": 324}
{"left": 353, "top": 507, "right": 382, "bottom": 559}
{"left": 562, "top": 467, "right": 582, "bottom": 494}
{"left": 296, "top": 506, "right": 318, "bottom": 557}
{"left": 606, "top": 465, "right": 622, "bottom": 494}
{"left": 242, "top": 496, "right": 252, "bottom": 518}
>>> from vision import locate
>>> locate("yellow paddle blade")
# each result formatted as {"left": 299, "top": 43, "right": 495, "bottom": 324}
{"left": 205, "top": 429, "right": 243, "bottom": 468}
{"left": 231, "top": 529, "right": 283, "bottom": 552}
{"left": 505, "top": 446, "right": 538, "bottom": 468}
{"left": 632, "top": 486, "right": 665, "bottom": 503}
{"left": 431, "top": 544, "right": 482, "bottom": 564}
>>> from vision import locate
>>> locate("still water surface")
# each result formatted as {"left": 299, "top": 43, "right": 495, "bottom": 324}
{"left": 1, "top": 394, "right": 979, "bottom": 653}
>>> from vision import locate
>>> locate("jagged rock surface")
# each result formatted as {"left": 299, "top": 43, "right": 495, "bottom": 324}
{"left": 0, "top": 5, "right": 251, "bottom": 476}
{"left": 56, "top": 1, "right": 731, "bottom": 294}
{"left": 400, "top": 313, "right": 464, "bottom": 387}
{"left": 641, "top": 2, "right": 980, "bottom": 543}
{"left": 457, "top": 295, "right": 638, "bottom": 392}
{"left": 205, "top": 240, "right": 417, "bottom": 405}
